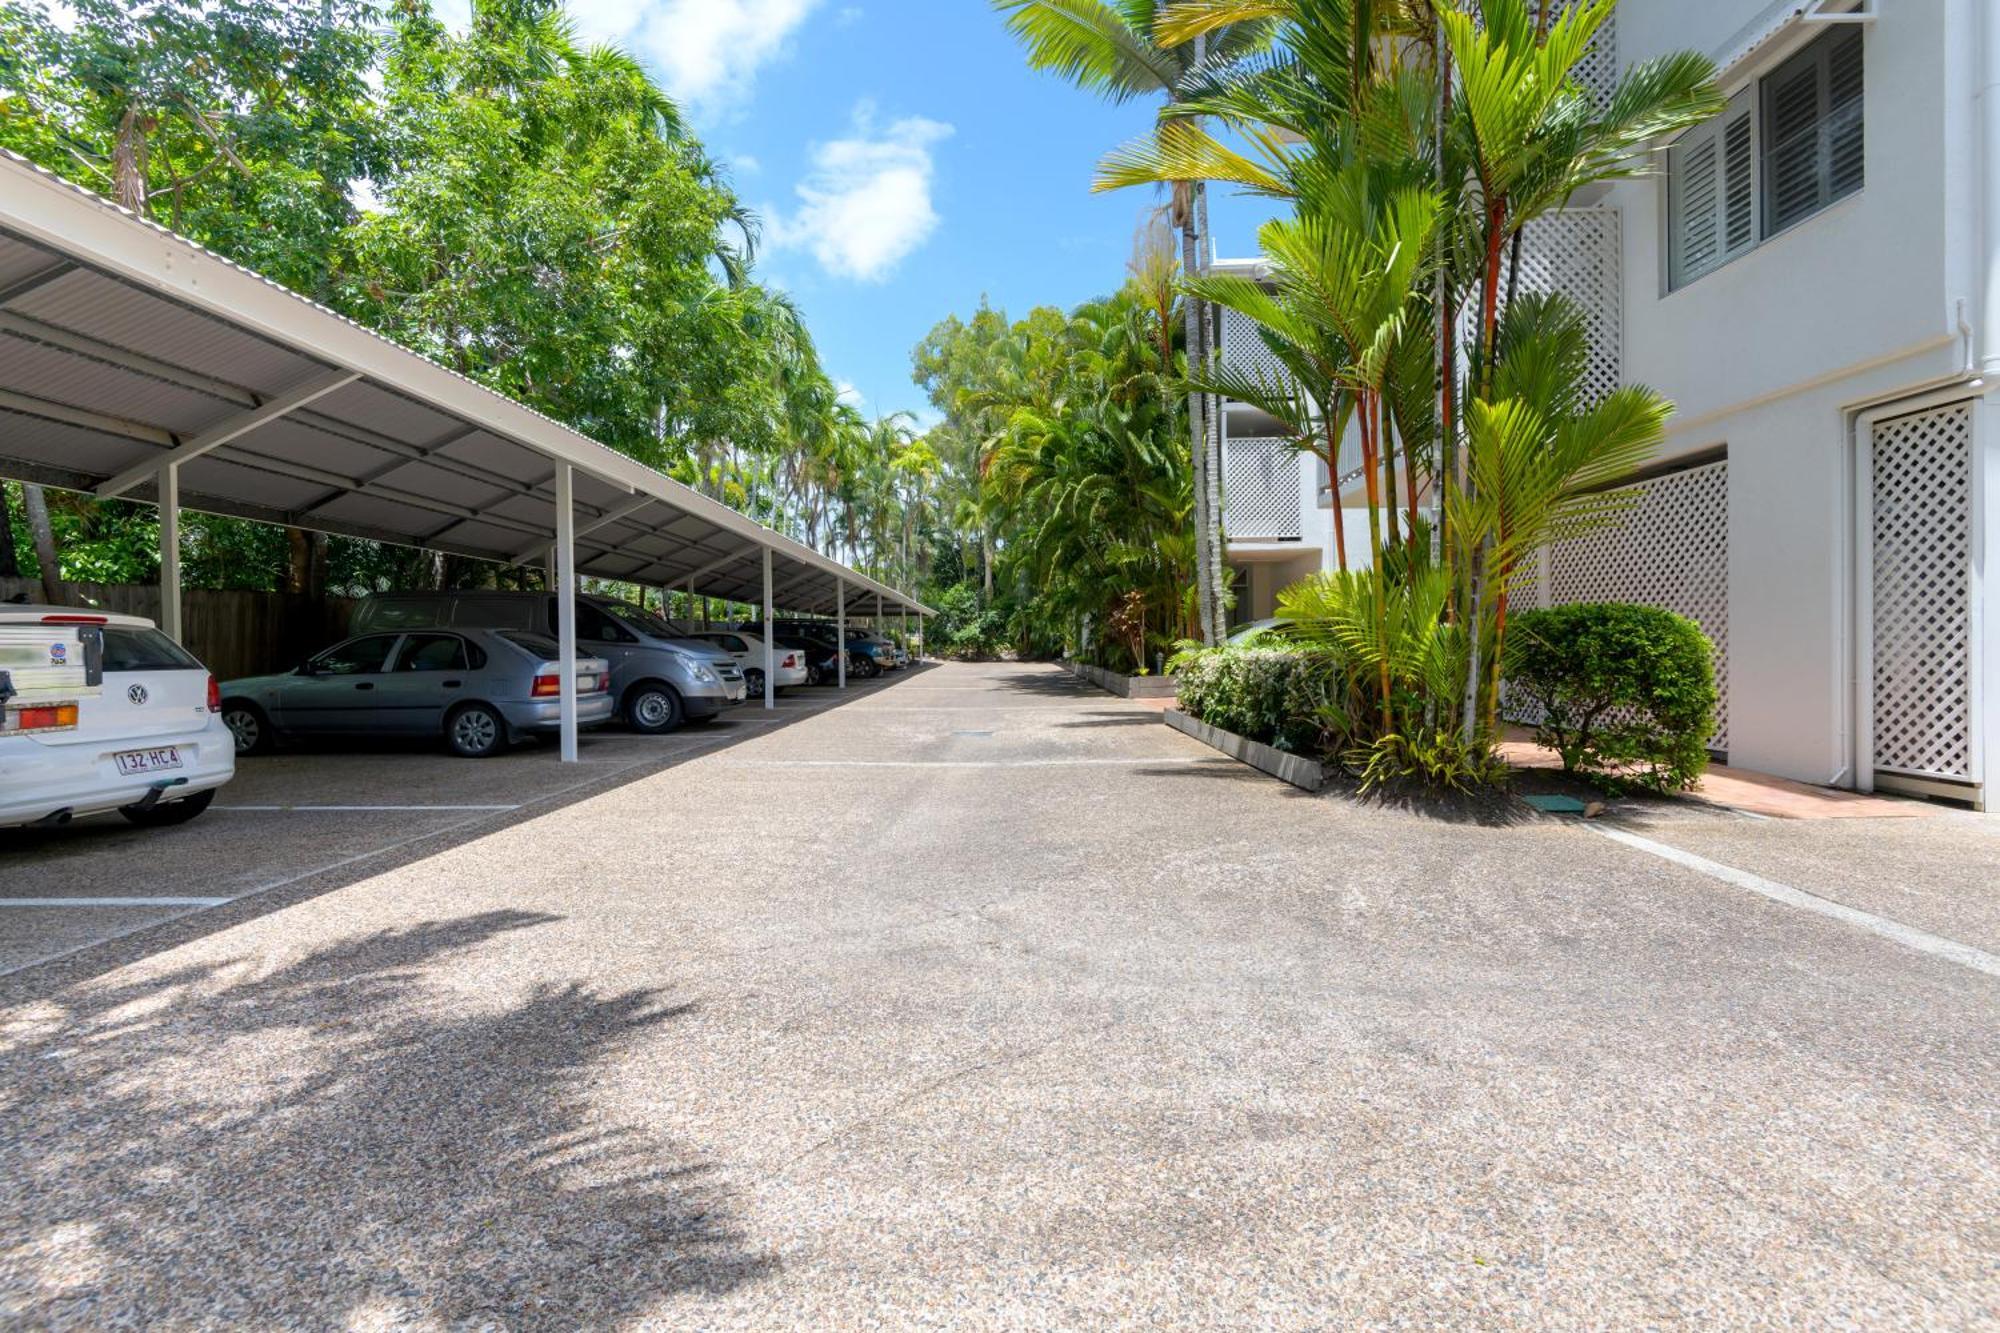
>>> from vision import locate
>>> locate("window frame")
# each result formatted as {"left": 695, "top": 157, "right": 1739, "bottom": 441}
{"left": 1664, "top": 23, "right": 1863, "bottom": 293}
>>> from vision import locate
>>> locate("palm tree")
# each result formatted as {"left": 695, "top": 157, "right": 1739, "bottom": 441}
{"left": 994, "top": 0, "right": 1274, "bottom": 645}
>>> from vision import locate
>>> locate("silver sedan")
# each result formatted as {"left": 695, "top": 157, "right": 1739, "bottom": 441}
{"left": 220, "top": 628, "right": 613, "bottom": 758}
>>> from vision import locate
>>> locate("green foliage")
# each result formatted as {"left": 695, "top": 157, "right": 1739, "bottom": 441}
{"left": 916, "top": 283, "right": 1196, "bottom": 668}
{"left": 1505, "top": 602, "right": 1718, "bottom": 793}
{"left": 924, "top": 582, "right": 1013, "bottom": 660}
{"left": 1173, "top": 644, "right": 1335, "bottom": 754}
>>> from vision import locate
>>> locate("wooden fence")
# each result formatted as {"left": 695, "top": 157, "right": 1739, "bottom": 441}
{"left": 0, "top": 578, "right": 353, "bottom": 680}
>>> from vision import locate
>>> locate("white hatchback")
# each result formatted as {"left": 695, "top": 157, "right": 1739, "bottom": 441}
{"left": 689, "top": 630, "right": 810, "bottom": 697}
{"left": 0, "top": 606, "right": 234, "bottom": 829}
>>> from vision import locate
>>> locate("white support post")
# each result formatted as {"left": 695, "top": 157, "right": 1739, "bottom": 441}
{"left": 762, "top": 546, "right": 775, "bottom": 710}
{"left": 157, "top": 461, "right": 181, "bottom": 642}
{"left": 836, "top": 577, "right": 847, "bottom": 688}
{"left": 901, "top": 605, "right": 909, "bottom": 661}
{"left": 555, "top": 464, "right": 579, "bottom": 763}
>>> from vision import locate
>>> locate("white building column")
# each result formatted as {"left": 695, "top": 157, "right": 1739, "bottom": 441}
{"left": 555, "top": 463, "right": 578, "bottom": 763}
{"left": 762, "top": 546, "right": 775, "bottom": 710}
{"left": 157, "top": 460, "right": 181, "bottom": 642}
{"left": 836, "top": 577, "right": 847, "bottom": 688}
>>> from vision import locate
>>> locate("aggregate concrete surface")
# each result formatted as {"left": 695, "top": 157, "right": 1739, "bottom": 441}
{"left": 1, "top": 662, "right": 1995, "bottom": 1329}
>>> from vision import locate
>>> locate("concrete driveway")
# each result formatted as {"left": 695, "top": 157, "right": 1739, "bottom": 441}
{"left": 1, "top": 662, "right": 1995, "bottom": 1328}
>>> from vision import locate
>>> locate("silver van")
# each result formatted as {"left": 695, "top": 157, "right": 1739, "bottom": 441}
{"left": 350, "top": 592, "right": 746, "bottom": 732}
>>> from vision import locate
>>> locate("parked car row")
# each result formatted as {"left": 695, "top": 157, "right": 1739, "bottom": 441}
{"left": 1, "top": 591, "right": 918, "bottom": 830}
{"left": 219, "top": 593, "right": 916, "bottom": 758}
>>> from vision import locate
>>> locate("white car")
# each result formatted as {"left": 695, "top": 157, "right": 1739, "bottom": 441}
{"left": 689, "top": 630, "right": 809, "bottom": 698}
{"left": 0, "top": 606, "right": 234, "bottom": 829}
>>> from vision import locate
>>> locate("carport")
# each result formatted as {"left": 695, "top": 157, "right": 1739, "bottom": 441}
{"left": 0, "top": 151, "right": 931, "bottom": 760}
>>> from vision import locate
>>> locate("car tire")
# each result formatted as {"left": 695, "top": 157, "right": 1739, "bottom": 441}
{"left": 445, "top": 702, "right": 508, "bottom": 758}
{"left": 222, "top": 701, "right": 275, "bottom": 756}
{"left": 119, "top": 787, "right": 216, "bottom": 827}
{"left": 744, "top": 668, "right": 765, "bottom": 699}
{"left": 623, "top": 681, "right": 684, "bottom": 734}
{"left": 859, "top": 657, "right": 881, "bottom": 680}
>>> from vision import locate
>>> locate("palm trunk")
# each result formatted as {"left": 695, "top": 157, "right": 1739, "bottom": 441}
{"left": 23, "top": 483, "right": 62, "bottom": 604}
{"left": 1359, "top": 393, "right": 1392, "bottom": 732}
{"left": 1322, "top": 418, "right": 1349, "bottom": 574}
{"left": 1179, "top": 188, "right": 1217, "bottom": 645}
{"left": 1195, "top": 175, "right": 1227, "bottom": 639}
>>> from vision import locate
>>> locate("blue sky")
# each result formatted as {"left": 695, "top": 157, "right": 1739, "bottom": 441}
{"left": 436, "top": 0, "right": 1275, "bottom": 428}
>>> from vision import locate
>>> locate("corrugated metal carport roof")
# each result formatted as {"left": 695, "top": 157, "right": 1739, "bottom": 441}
{"left": 0, "top": 150, "right": 930, "bottom": 619}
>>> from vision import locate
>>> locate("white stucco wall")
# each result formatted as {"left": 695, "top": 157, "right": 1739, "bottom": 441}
{"left": 1598, "top": 0, "right": 1991, "bottom": 786}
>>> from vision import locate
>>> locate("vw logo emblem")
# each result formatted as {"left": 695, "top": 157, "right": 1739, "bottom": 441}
{"left": 127, "top": 683, "right": 149, "bottom": 705}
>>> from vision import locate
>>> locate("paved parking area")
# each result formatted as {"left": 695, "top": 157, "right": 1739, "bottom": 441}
{"left": 1, "top": 662, "right": 1996, "bottom": 1328}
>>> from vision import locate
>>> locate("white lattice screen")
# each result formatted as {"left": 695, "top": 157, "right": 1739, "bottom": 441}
{"left": 1513, "top": 460, "right": 1731, "bottom": 749}
{"left": 1222, "top": 437, "right": 1302, "bottom": 540}
{"left": 1869, "top": 403, "right": 1975, "bottom": 782}
{"left": 1220, "top": 307, "right": 1289, "bottom": 388}
{"left": 1462, "top": 208, "right": 1623, "bottom": 403}
{"left": 1548, "top": 0, "right": 1618, "bottom": 105}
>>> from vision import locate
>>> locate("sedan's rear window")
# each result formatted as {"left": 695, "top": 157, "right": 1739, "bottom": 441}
{"left": 497, "top": 632, "right": 594, "bottom": 661}
{"left": 100, "top": 627, "right": 202, "bottom": 672}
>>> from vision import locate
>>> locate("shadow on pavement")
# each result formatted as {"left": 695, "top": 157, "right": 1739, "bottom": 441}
{"left": 0, "top": 910, "right": 770, "bottom": 1325}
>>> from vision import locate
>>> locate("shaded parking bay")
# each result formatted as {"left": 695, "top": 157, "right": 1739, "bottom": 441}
{"left": 1, "top": 662, "right": 1996, "bottom": 1327}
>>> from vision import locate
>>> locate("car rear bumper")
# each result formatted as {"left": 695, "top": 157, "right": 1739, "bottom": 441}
{"left": 502, "top": 692, "right": 615, "bottom": 734}
{"left": 0, "top": 724, "right": 235, "bottom": 826}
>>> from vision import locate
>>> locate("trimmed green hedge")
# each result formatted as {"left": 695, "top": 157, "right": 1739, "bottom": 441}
{"left": 1505, "top": 602, "right": 1718, "bottom": 792}
{"left": 1173, "top": 646, "right": 1332, "bottom": 754}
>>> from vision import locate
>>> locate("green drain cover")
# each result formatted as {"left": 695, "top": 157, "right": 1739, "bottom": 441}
{"left": 1522, "top": 794, "right": 1589, "bottom": 814}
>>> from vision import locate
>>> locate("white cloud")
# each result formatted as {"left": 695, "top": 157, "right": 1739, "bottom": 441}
{"left": 835, "top": 381, "right": 866, "bottom": 408}
{"left": 732, "top": 154, "right": 763, "bottom": 176}
{"left": 586, "top": 0, "right": 822, "bottom": 116}
{"left": 763, "top": 104, "right": 954, "bottom": 283}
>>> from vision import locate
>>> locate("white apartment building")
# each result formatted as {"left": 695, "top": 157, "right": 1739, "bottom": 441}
{"left": 1214, "top": 0, "right": 1998, "bottom": 808}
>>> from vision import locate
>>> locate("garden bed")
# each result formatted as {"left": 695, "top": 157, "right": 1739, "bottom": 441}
{"left": 1064, "top": 660, "right": 1178, "bottom": 699}
{"left": 1163, "top": 709, "right": 1326, "bottom": 792}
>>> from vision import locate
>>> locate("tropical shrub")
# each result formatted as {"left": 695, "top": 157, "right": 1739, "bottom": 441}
{"left": 1505, "top": 602, "right": 1718, "bottom": 792}
{"left": 1173, "top": 645, "right": 1335, "bottom": 753}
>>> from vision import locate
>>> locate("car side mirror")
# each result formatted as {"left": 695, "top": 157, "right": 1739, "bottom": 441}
{"left": 296, "top": 662, "right": 319, "bottom": 676}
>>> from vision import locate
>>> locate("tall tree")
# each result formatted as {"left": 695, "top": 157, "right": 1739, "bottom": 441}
{"left": 994, "top": 0, "right": 1273, "bottom": 644}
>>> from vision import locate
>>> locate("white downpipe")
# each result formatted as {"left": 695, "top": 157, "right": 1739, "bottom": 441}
{"left": 157, "top": 460, "right": 180, "bottom": 642}
{"left": 836, "top": 578, "right": 847, "bottom": 689}
{"left": 556, "top": 463, "right": 578, "bottom": 763}
{"left": 1980, "top": 0, "right": 2000, "bottom": 373}
{"left": 762, "top": 546, "right": 775, "bottom": 710}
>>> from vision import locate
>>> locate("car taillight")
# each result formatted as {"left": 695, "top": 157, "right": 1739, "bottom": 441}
{"left": 206, "top": 675, "right": 220, "bottom": 713}
{"left": 16, "top": 703, "right": 78, "bottom": 732}
{"left": 532, "top": 672, "right": 560, "bottom": 697}
{"left": 783, "top": 654, "right": 796, "bottom": 669}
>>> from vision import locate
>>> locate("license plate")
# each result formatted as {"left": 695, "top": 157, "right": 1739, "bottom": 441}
{"left": 115, "top": 746, "right": 183, "bottom": 776}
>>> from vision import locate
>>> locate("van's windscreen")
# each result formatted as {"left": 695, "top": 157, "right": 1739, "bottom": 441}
{"left": 603, "top": 601, "right": 691, "bottom": 640}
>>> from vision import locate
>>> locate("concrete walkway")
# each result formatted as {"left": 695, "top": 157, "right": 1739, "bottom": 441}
{"left": 1, "top": 662, "right": 1995, "bottom": 1328}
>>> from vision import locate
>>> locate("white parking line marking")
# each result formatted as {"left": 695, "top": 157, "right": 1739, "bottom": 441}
{"left": 0, "top": 897, "right": 231, "bottom": 908}
{"left": 725, "top": 757, "right": 1222, "bottom": 769}
{"left": 1591, "top": 825, "right": 2000, "bottom": 979}
{"left": 217, "top": 804, "right": 520, "bottom": 812}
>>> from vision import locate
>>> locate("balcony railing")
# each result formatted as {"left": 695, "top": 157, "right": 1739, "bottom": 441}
{"left": 1221, "top": 436, "right": 1301, "bottom": 541}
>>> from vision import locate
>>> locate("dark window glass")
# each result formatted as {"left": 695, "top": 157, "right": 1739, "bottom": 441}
{"left": 100, "top": 627, "right": 202, "bottom": 672}
{"left": 551, "top": 599, "right": 638, "bottom": 643}
{"left": 394, "top": 634, "right": 468, "bottom": 672}
{"left": 311, "top": 635, "right": 400, "bottom": 676}
{"left": 1762, "top": 26, "right": 1863, "bottom": 235}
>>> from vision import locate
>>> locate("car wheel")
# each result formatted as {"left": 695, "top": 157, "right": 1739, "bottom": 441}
{"left": 744, "top": 668, "right": 765, "bottom": 699}
{"left": 222, "top": 701, "right": 274, "bottom": 756}
{"left": 805, "top": 664, "right": 824, "bottom": 686}
{"left": 624, "top": 681, "right": 684, "bottom": 734}
{"left": 445, "top": 702, "right": 507, "bottom": 758}
{"left": 860, "top": 657, "right": 881, "bottom": 679}
{"left": 119, "top": 787, "right": 216, "bottom": 827}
